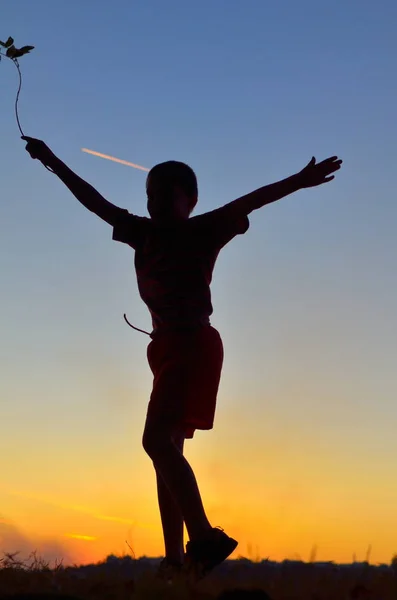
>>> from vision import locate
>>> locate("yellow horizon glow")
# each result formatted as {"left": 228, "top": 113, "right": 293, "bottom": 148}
{"left": 3, "top": 441, "right": 397, "bottom": 568}
{"left": 64, "top": 534, "right": 97, "bottom": 541}
{"left": 81, "top": 148, "right": 150, "bottom": 172}
{"left": 4, "top": 488, "right": 155, "bottom": 530}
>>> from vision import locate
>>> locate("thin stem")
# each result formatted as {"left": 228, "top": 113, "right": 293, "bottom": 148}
{"left": 13, "top": 58, "right": 24, "bottom": 136}
{"left": 1, "top": 50, "right": 55, "bottom": 173}
{"left": 0, "top": 51, "right": 24, "bottom": 135}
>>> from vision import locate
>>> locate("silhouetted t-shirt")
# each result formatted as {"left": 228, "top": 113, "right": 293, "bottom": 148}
{"left": 112, "top": 203, "right": 249, "bottom": 334}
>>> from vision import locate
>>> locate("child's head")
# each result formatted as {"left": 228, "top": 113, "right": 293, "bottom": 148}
{"left": 146, "top": 161, "right": 198, "bottom": 223}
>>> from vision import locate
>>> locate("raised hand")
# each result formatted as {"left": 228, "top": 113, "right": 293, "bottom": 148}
{"left": 21, "top": 136, "right": 55, "bottom": 167}
{"left": 297, "top": 156, "right": 342, "bottom": 188}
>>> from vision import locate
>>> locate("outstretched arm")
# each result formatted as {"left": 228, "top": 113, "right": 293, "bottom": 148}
{"left": 228, "top": 156, "right": 342, "bottom": 215}
{"left": 22, "top": 136, "right": 123, "bottom": 225}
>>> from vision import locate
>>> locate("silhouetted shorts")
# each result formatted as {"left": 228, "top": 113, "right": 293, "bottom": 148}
{"left": 146, "top": 325, "right": 224, "bottom": 439}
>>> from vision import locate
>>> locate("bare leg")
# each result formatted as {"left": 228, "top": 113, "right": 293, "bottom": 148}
{"left": 143, "top": 418, "right": 212, "bottom": 542}
{"left": 155, "top": 431, "right": 185, "bottom": 564}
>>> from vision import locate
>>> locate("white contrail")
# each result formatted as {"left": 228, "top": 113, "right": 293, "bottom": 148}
{"left": 81, "top": 148, "right": 150, "bottom": 172}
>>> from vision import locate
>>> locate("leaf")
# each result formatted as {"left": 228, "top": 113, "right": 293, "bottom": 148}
{"left": 6, "top": 45, "right": 17, "bottom": 58}
{"left": 6, "top": 45, "right": 34, "bottom": 59}
{"left": 0, "top": 36, "right": 14, "bottom": 48}
{"left": 18, "top": 45, "right": 35, "bottom": 55}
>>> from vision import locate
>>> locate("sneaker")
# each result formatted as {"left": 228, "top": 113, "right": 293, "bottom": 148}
{"left": 185, "top": 526, "right": 238, "bottom": 580}
{"left": 156, "top": 557, "right": 184, "bottom": 584}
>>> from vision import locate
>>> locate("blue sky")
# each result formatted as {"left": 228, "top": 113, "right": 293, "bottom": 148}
{"left": 1, "top": 0, "right": 397, "bottom": 565}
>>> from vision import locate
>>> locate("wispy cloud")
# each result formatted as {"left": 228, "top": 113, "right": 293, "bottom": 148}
{"left": 81, "top": 148, "right": 150, "bottom": 172}
{"left": 64, "top": 534, "right": 97, "bottom": 542}
{"left": 4, "top": 489, "right": 155, "bottom": 530}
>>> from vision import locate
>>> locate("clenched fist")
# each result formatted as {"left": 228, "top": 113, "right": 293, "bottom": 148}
{"left": 22, "top": 136, "right": 56, "bottom": 167}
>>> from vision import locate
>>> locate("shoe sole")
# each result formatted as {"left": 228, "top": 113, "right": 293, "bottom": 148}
{"left": 185, "top": 535, "right": 238, "bottom": 581}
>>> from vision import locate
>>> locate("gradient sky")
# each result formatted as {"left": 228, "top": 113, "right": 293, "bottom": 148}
{"left": 1, "top": 0, "right": 397, "bottom": 567}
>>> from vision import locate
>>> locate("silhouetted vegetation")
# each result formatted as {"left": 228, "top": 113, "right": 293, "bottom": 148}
{"left": 1, "top": 550, "right": 397, "bottom": 599}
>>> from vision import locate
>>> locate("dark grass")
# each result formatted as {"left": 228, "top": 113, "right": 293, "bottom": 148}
{"left": 1, "top": 551, "right": 397, "bottom": 600}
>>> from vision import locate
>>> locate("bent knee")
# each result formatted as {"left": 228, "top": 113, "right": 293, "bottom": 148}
{"left": 142, "top": 427, "right": 156, "bottom": 456}
{"left": 142, "top": 415, "right": 185, "bottom": 457}
{"left": 142, "top": 423, "right": 172, "bottom": 457}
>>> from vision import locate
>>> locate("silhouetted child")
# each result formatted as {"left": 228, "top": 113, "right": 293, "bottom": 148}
{"left": 22, "top": 135, "right": 342, "bottom": 582}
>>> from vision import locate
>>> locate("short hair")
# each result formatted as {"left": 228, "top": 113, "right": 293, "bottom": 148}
{"left": 146, "top": 161, "right": 198, "bottom": 198}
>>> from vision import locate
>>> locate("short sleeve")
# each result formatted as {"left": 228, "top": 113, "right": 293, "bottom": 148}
{"left": 112, "top": 209, "right": 149, "bottom": 249}
{"left": 192, "top": 202, "right": 250, "bottom": 250}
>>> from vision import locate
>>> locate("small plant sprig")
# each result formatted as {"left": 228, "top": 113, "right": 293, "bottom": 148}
{"left": 0, "top": 35, "right": 34, "bottom": 136}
